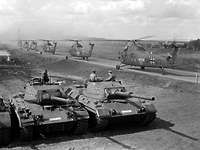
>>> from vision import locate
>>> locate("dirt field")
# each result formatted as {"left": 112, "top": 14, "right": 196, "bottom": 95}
{"left": 0, "top": 45, "right": 200, "bottom": 150}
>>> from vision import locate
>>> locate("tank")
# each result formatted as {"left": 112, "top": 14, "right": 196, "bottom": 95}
{"left": 0, "top": 96, "right": 11, "bottom": 146}
{"left": 10, "top": 77, "right": 89, "bottom": 141}
{"left": 65, "top": 81, "right": 157, "bottom": 131}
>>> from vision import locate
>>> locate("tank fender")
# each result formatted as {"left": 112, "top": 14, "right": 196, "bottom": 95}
{"left": 96, "top": 109, "right": 110, "bottom": 118}
{"left": 75, "top": 110, "right": 89, "bottom": 120}
{"left": 143, "top": 103, "right": 157, "bottom": 113}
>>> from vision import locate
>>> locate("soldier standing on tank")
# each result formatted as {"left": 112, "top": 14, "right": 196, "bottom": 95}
{"left": 42, "top": 69, "right": 49, "bottom": 84}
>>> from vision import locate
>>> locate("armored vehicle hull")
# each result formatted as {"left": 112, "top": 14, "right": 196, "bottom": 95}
{"left": 10, "top": 77, "right": 89, "bottom": 141}
{"left": 66, "top": 81, "right": 157, "bottom": 131}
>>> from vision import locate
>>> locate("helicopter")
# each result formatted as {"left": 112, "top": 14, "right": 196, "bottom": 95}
{"left": 19, "top": 39, "right": 57, "bottom": 54}
{"left": 66, "top": 40, "right": 95, "bottom": 60}
{"left": 116, "top": 36, "right": 180, "bottom": 73}
{"left": 19, "top": 40, "right": 38, "bottom": 51}
{"left": 40, "top": 39, "right": 57, "bottom": 55}
{"left": 161, "top": 40, "right": 187, "bottom": 49}
{"left": 22, "top": 40, "right": 30, "bottom": 50}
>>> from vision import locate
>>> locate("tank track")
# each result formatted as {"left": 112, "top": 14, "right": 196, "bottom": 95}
{"left": 93, "top": 117, "right": 109, "bottom": 131}
{"left": 20, "top": 126, "right": 34, "bottom": 141}
{"left": 73, "top": 119, "right": 88, "bottom": 135}
{"left": 140, "top": 113, "right": 156, "bottom": 126}
{"left": 88, "top": 111, "right": 109, "bottom": 132}
{"left": 0, "top": 128, "right": 11, "bottom": 146}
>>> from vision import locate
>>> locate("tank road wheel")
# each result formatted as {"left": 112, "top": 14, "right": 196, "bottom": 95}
{"left": 116, "top": 65, "right": 120, "bottom": 70}
{"left": 140, "top": 113, "right": 156, "bottom": 126}
{"left": 20, "top": 126, "right": 34, "bottom": 141}
{"left": 73, "top": 119, "right": 88, "bottom": 135}
{"left": 0, "top": 128, "right": 11, "bottom": 146}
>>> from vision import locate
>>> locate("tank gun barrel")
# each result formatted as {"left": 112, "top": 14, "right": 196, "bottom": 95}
{"left": 130, "top": 94, "right": 155, "bottom": 101}
{"left": 109, "top": 91, "right": 155, "bottom": 101}
{"left": 50, "top": 96, "right": 75, "bottom": 104}
{"left": 41, "top": 94, "right": 75, "bottom": 105}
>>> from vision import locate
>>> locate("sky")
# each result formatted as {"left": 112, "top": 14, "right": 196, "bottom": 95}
{"left": 0, "top": 0, "right": 200, "bottom": 40}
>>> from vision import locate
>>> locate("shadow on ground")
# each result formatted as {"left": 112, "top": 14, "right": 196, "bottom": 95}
{"left": 7, "top": 117, "right": 199, "bottom": 149}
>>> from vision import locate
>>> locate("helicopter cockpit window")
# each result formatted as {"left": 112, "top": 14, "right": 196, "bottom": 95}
{"left": 77, "top": 43, "right": 83, "bottom": 48}
{"left": 47, "top": 41, "right": 53, "bottom": 46}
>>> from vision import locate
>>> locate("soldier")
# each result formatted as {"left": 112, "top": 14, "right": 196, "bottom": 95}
{"left": 89, "top": 70, "right": 104, "bottom": 82}
{"left": 42, "top": 69, "right": 49, "bottom": 84}
{"left": 89, "top": 70, "right": 97, "bottom": 82}
{"left": 53, "top": 41, "right": 57, "bottom": 54}
{"left": 105, "top": 70, "right": 116, "bottom": 81}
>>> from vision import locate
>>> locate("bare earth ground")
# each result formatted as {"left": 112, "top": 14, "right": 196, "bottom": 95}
{"left": 0, "top": 46, "right": 200, "bottom": 150}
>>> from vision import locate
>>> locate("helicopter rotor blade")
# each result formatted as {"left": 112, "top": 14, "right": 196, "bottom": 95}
{"left": 135, "top": 35, "right": 154, "bottom": 41}
{"left": 62, "top": 39, "right": 82, "bottom": 42}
